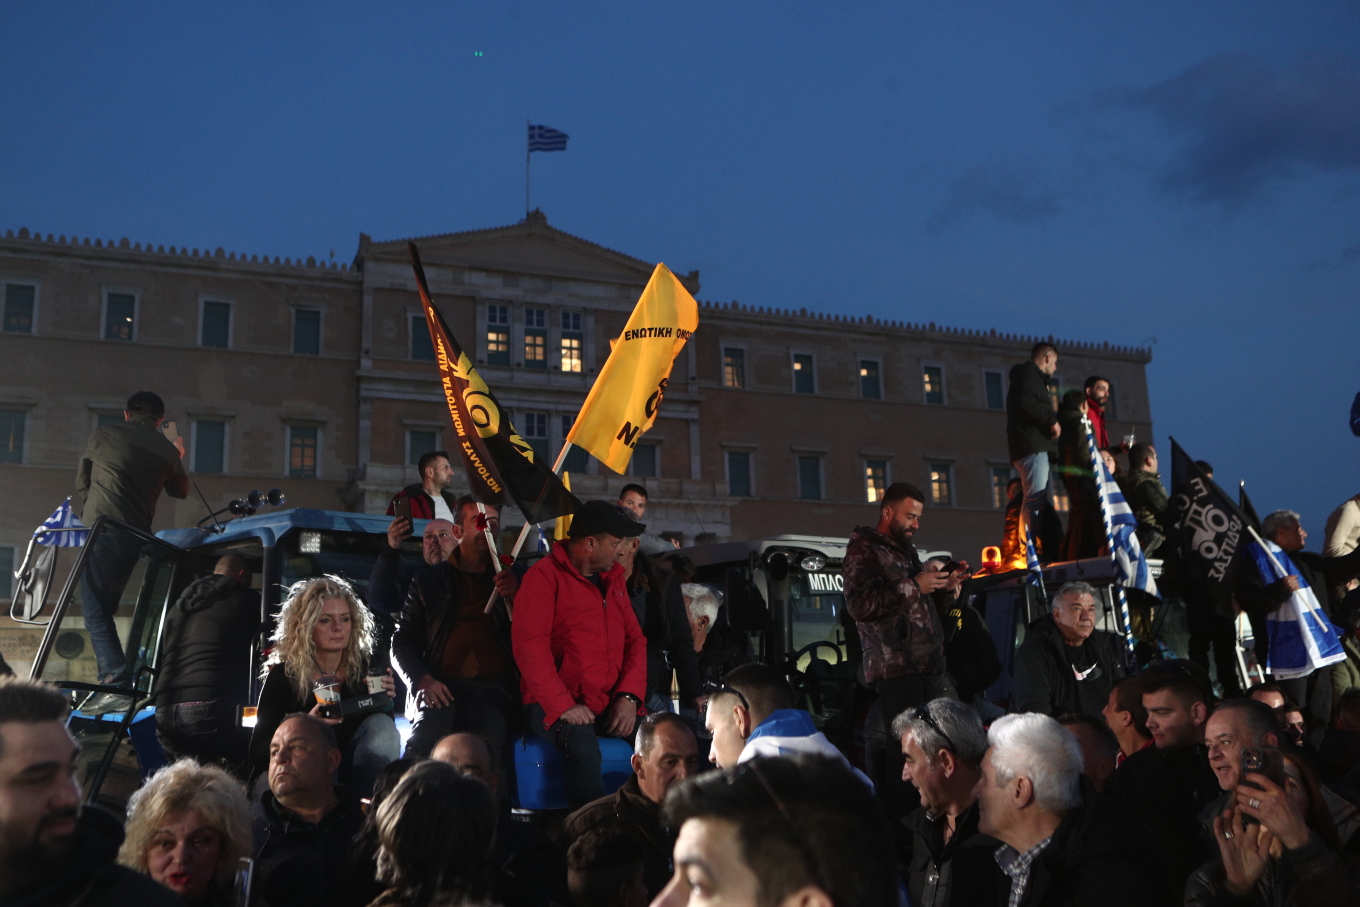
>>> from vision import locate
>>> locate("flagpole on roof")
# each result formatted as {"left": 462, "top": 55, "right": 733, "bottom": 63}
{"left": 525, "top": 119, "right": 531, "bottom": 216}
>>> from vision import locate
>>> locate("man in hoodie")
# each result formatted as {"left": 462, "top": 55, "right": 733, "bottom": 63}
{"left": 0, "top": 677, "right": 181, "bottom": 906}
{"left": 1012, "top": 581, "right": 1126, "bottom": 718}
{"left": 154, "top": 553, "right": 260, "bottom": 777}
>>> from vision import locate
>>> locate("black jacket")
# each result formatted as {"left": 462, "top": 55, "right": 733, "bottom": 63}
{"left": 1006, "top": 360, "right": 1058, "bottom": 461}
{"left": 559, "top": 775, "right": 672, "bottom": 900}
{"left": 1184, "top": 831, "right": 1355, "bottom": 907}
{"left": 1012, "top": 784, "right": 1166, "bottom": 907}
{"left": 366, "top": 545, "right": 420, "bottom": 619}
{"left": 942, "top": 597, "right": 1002, "bottom": 702}
{"left": 3, "top": 806, "right": 184, "bottom": 907}
{"left": 155, "top": 574, "right": 260, "bottom": 706}
{"left": 1011, "top": 615, "right": 1125, "bottom": 717}
{"left": 490, "top": 814, "right": 569, "bottom": 907}
{"left": 1104, "top": 742, "right": 1220, "bottom": 903}
{"left": 903, "top": 801, "right": 1004, "bottom": 907}
{"left": 1235, "top": 546, "right": 1360, "bottom": 624}
{"left": 251, "top": 789, "right": 365, "bottom": 907}
{"left": 75, "top": 414, "right": 188, "bottom": 529}
{"left": 629, "top": 561, "right": 703, "bottom": 706}
{"left": 248, "top": 666, "right": 391, "bottom": 780}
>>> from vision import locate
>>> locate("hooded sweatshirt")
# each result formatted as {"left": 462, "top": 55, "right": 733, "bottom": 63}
{"left": 155, "top": 574, "right": 260, "bottom": 705}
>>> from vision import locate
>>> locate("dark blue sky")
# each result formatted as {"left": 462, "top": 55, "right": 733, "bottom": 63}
{"left": 3, "top": 2, "right": 1357, "bottom": 537}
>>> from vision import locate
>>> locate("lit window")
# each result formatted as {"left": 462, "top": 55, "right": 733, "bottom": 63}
{"left": 293, "top": 309, "right": 321, "bottom": 355}
{"left": 407, "top": 430, "right": 439, "bottom": 466}
{"left": 923, "top": 366, "right": 944, "bottom": 405}
{"left": 0, "top": 410, "right": 25, "bottom": 464}
{"left": 201, "top": 301, "right": 231, "bottom": 348}
{"left": 860, "top": 361, "right": 881, "bottom": 400}
{"left": 560, "top": 335, "right": 582, "bottom": 372}
{"left": 288, "top": 426, "right": 318, "bottom": 478}
{"left": 104, "top": 292, "right": 136, "bottom": 341}
{"left": 929, "top": 463, "right": 953, "bottom": 506}
{"left": 793, "top": 354, "right": 814, "bottom": 394}
{"left": 990, "top": 467, "right": 1013, "bottom": 509}
{"left": 524, "top": 331, "right": 547, "bottom": 368}
{"left": 193, "top": 420, "right": 226, "bottom": 474}
{"left": 3, "top": 284, "right": 35, "bottom": 334}
{"left": 727, "top": 451, "right": 752, "bottom": 497}
{"left": 797, "top": 455, "right": 822, "bottom": 500}
{"left": 1051, "top": 482, "right": 1070, "bottom": 513}
{"left": 411, "top": 315, "right": 435, "bottom": 361}
{"left": 865, "top": 460, "right": 887, "bottom": 503}
{"left": 984, "top": 371, "right": 1004, "bottom": 410}
{"left": 632, "top": 443, "right": 659, "bottom": 478}
{"left": 487, "top": 329, "right": 510, "bottom": 366}
{"left": 723, "top": 348, "right": 746, "bottom": 388}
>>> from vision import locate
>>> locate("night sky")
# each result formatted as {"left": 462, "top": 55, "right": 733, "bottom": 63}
{"left": 3, "top": 2, "right": 1357, "bottom": 539}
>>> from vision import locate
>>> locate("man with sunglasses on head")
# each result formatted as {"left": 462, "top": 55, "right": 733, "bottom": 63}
{"left": 894, "top": 698, "right": 1005, "bottom": 907}
{"left": 1013, "top": 581, "right": 1126, "bottom": 719}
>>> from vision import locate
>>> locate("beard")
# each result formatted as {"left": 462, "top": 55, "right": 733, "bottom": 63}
{"left": 0, "top": 808, "right": 80, "bottom": 894}
{"left": 889, "top": 524, "right": 915, "bottom": 551}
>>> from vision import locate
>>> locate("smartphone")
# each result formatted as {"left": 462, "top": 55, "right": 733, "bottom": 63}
{"left": 941, "top": 560, "right": 964, "bottom": 574}
{"left": 233, "top": 856, "right": 254, "bottom": 907}
{"left": 161, "top": 420, "right": 178, "bottom": 442}
{"left": 392, "top": 496, "right": 412, "bottom": 523}
{"left": 1239, "top": 746, "right": 1285, "bottom": 825}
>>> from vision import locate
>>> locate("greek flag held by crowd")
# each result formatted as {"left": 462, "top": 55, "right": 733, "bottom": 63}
{"left": 1246, "top": 537, "right": 1346, "bottom": 680}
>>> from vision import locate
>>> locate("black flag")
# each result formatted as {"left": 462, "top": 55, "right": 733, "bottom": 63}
{"left": 1169, "top": 438, "right": 1250, "bottom": 586}
{"left": 409, "top": 243, "right": 581, "bottom": 525}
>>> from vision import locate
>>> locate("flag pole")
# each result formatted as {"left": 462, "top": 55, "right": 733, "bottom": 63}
{"left": 525, "top": 119, "right": 531, "bottom": 216}
{"left": 484, "top": 441, "right": 576, "bottom": 615}
{"left": 1085, "top": 415, "right": 1136, "bottom": 658}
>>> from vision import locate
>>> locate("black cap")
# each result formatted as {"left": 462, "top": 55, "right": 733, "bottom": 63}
{"left": 568, "top": 500, "right": 645, "bottom": 539}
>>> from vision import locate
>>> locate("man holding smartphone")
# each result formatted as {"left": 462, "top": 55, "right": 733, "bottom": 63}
{"left": 75, "top": 391, "right": 188, "bottom": 698}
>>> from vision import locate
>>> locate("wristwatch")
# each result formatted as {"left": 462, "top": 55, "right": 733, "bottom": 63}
{"left": 616, "top": 692, "right": 643, "bottom": 707}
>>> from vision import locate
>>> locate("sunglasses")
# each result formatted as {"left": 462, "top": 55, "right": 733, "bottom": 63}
{"left": 703, "top": 680, "right": 749, "bottom": 714}
{"left": 913, "top": 703, "right": 957, "bottom": 754}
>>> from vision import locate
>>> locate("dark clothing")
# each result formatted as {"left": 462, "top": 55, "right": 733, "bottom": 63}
{"left": 523, "top": 701, "right": 631, "bottom": 810}
{"left": 156, "top": 574, "right": 259, "bottom": 705}
{"left": 1319, "top": 729, "right": 1360, "bottom": 786}
{"left": 1104, "top": 742, "right": 1220, "bottom": 903}
{"left": 251, "top": 790, "right": 365, "bottom": 907}
{"left": 843, "top": 526, "right": 947, "bottom": 683}
{"left": 560, "top": 774, "right": 672, "bottom": 900}
{"left": 490, "top": 815, "right": 568, "bottom": 907}
{"left": 1011, "top": 615, "right": 1126, "bottom": 717}
{"left": 876, "top": 672, "right": 958, "bottom": 821}
{"left": 1236, "top": 547, "right": 1360, "bottom": 626}
{"left": 248, "top": 665, "right": 391, "bottom": 780}
{"left": 1055, "top": 399, "right": 1104, "bottom": 560}
{"left": 156, "top": 699, "right": 250, "bottom": 778}
{"left": 2, "top": 805, "right": 183, "bottom": 907}
{"left": 385, "top": 483, "right": 457, "bottom": 521}
{"left": 392, "top": 558, "right": 515, "bottom": 690}
{"left": 629, "top": 566, "right": 703, "bottom": 707}
{"left": 1011, "top": 785, "right": 1166, "bottom": 907}
{"left": 403, "top": 675, "right": 519, "bottom": 763}
{"left": 1006, "top": 360, "right": 1058, "bottom": 462}
{"left": 903, "top": 802, "right": 1004, "bottom": 907}
{"left": 76, "top": 413, "right": 188, "bottom": 529}
{"left": 1125, "top": 469, "right": 1170, "bottom": 555}
{"left": 79, "top": 529, "right": 145, "bottom": 685}
{"left": 1185, "top": 831, "right": 1354, "bottom": 907}
{"left": 942, "top": 597, "right": 1002, "bottom": 702}
{"left": 695, "top": 623, "right": 752, "bottom": 686}
{"left": 365, "top": 544, "right": 419, "bottom": 619}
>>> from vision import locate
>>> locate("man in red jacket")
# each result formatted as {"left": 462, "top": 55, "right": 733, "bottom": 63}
{"left": 513, "top": 500, "right": 648, "bottom": 808}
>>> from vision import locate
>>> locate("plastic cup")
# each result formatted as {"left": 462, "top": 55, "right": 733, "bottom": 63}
{"left": 313, "top": 682, "right": 341, "bottom": 706}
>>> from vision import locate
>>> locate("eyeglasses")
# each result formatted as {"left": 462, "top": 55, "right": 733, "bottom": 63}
{"left": 913, "top": 703, "right": 956, "bottom": 755}
{"left": 702, "top": 681, "right": 749, "bottom": 714}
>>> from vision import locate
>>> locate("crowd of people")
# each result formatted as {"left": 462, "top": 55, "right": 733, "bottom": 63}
{"left": 1, "top": 370, "right": 1359, "bottom": 907}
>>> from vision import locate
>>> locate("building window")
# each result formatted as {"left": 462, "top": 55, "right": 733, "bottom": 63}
{"left": 923, "top": 366, "right": 945, "bottom": 405}
{"left": 797, "top": 455, "right": 822, "bottom": 500}
{"left": 864, "top": 459, "right": 888, "bottom": 503}
{"left": 984, "top": 371, "right": 1004, "bottom": 410}
{"left": 486, "top": 305, "right": 510, "bottom": 366}
{"left": 792, "top": 354, "right": 815, "bottom": 395}
{"left": 560, "top": 415, "right": 589, "bottom": 473}
{"left": 0, "top": 547, "right": 12, "bottom": 599}
{"left": 561, "top": 312, "right": 581, "bottom": 332}
{"left": 288, "top": 426, "right": 319, "bottom": 478}
{"left": 727, "top": 451, "right": 752, "bottom": 497}
{"left": 104, "top": 291, "right": 136, "bottom": 341}
{"left": 293, "top": 309, "right": 321, "bottom": 355}
{"left": 723, "top": 348, "right": 746, "bottom": 388}
{"left": 199, "top": 300, "right": 231, "bottom": 348}
{"left": 860, "top": 360, "right": 882, "bottom": 400}
{"left": 525, "top": 308, "right": 546, "bottom": 328}
{"left": 990, "top": 467, "right": 1013, "bottom": 509}
{"left": 560, "top": 335, "right": 582, "bottom": 373}
{"left": 191, "top": 420, "right": 227, "bottom": 474}
{"left": 1051, "top": 482, "right": 1070, "bottom": 514}
{"left": 928, "top": 463, "right": 953, "bottom": 506}
{"left": 524, "top": 309, "right": 547, "bottom": 369}
{"left": 407, "top": 429, "right": 439, "bottom": 466}
{"left": 522, "top": 411, "right": 549, "bottom": 461}
{"left": 0, "top": 410, "right": 25, "bottom": 464}
{"left": 632, "top": 443, "right": 659, "bottom": 478}
{"left": 410, "top": 314, "right": 436, "bottom": 361}
{"left": 3, "top": 283, "right": 36, "bottom": 334}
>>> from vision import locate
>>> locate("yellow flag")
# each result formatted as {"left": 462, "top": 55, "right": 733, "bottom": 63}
{"left": 567, "top": 263, "right": 698, "bottom": 473}
{"left": 554, "top": 472, "right": 573, "bottom": 541}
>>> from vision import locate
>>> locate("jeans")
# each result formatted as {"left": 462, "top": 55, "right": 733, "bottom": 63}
{"left": 403, "top": 676, "right": 519, "bottom": 771}
{"left": 345, "top": 712, "right": 401, "bottom": 798}
{"left": 525, "top": 702, "right": 625, "bottom": 810}
{"left": 156, "top": 700, "right": 251, "bottom": 780}
{"left": 79, "top": 531, "right": 144, "bottom": 685}
{"left": 1012, "top": 453, "right": 1051, "bottom": 557}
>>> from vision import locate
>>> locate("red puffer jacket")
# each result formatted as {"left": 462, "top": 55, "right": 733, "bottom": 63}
{"left": 512, "top": 543, "right": 647, "bottom": 728}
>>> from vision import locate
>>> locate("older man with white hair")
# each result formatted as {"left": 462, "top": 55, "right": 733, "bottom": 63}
{"left": 973, "top": 713, "right": 1161, "bottom": 906}
{"left": 1012, "top": 581, "right": 1127, "bottom": 719}
{"left": 681, "top": 583, "right": 751, "bottom": 687}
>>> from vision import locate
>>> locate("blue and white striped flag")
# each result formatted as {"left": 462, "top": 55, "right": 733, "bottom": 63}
{"left": 34, "top": 497, "right": 87, "bottom": 547}
{"left": 1248, "top": 537, "right": 1345, "bottom": 680}
{"left": 1085, "top": 421, "right": 1158, "bottom": 598}
{"left": 1024, "top": 531, "right": 1046, "bottom": 599}
{"left": 528, "top": 124, "right": 569, "bottom": 152}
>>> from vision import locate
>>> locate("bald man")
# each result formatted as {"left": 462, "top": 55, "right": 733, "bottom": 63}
{"left": 431, "top": 732, "right": 567, "bottom": 907}
{"left": 155, "top": 553, "right": 259, "bottom": 775}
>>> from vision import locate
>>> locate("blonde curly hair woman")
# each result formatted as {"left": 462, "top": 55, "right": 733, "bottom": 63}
{"left": 248, "top": 575, "right": 399, "bottom": 797}
{"left": 118, "top": 760, "right": 252, "bottom": 906}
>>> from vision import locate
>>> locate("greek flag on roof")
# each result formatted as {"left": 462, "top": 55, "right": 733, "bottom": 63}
{"left": 1092, "top": 444, "right": 1158, "bottom": 598}
{"left": 528, "top": 124, "right": 569, "bottom": 152}
{"left": 1024, "top": 532, "right": 1047, "bottom": 599}
{"left": 34, "top": 497, "right": 87, "bottom": 547}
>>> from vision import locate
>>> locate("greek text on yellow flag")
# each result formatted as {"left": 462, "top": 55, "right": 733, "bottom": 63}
{"left": 568, "top": 263, "right": 698, "bottom": 473}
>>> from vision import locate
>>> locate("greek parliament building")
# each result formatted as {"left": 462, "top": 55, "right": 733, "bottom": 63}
{"left": 0, "top": 212, "right": 1152, "bottom": 578}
